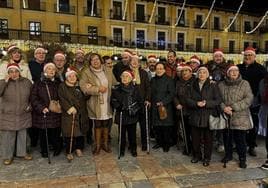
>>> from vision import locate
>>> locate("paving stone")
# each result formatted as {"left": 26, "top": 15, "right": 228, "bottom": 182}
{"left": 126, "top": 180, "right": 154, "bottom": 188}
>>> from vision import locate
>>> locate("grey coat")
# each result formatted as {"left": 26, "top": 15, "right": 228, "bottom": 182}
{"left": 0, "top": 77, "right": 32, "bottom": 131}
{"left": 218, "top": 75, "right": 254, "bottom": 130}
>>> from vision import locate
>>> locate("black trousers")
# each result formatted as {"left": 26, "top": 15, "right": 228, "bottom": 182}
{"left": 39, "top": 127, "right": 61, "bottom": 154}
{"left": 191, "top": 126, "right": 213, "bottom": 160}
{"left": 224, "top": 129, "right": 247, "bottom": 161}
{"left": 246, "top": 107, "right": 259, "bottom": 148}
{"left": 120, "top": 123, "right": 137, "bottom": 151}
{"left": 65, "top": 136, "right": 84, "bottom": 153}
{"left": 154, "top": 126, "right": 173, "bottom": 148}
{"left": 265, "top": 116, "right": 268, "bottom": 158}
{"left": 28, "top": 127, "right": 39, "bottom": 147}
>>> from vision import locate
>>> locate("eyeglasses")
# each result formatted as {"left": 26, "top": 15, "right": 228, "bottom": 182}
{"left": 244, "top": 54, "right": 254, "bottom": 57}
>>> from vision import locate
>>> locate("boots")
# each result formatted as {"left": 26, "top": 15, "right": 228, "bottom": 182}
{"left": 102, "top": 128, "right": 112, "bottom": 153}
{"left": 93, "top": 128, "right": 102, "bottom": 155}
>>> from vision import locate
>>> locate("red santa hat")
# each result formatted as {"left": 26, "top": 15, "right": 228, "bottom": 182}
{"left": 43, "top": 62, "right": 56, "bottom": 72}
{"left": 121, "top": 70, "right": 134, "bottom": 80}
{"left": 122, "top": 49, "right": 134, "bottom": 57}
{"left": 244, "top": 47, "right": 256, "bottom": 55}
{"left": 75, "top": 48, "right": 85, "bottom": 55}
{"left": 180, "top": 64, "right": 193, "bottom": 72}
{"left": 190, "top": 55, "right": 200, "bottom": 65}
{"left": 148, "top": 54, "right": 157, "bottom": 62}
{"left": 197, "top": 66, "right": 209, "bottom": 76}
{"left": 6, "top": 44, "right": 20, "bottom": 53}
{"left": 213, "top": 48, "right": 224, "bottom": 56}
{"left": 54, "top": 51, "right": 66, "bottom": 59}
{"left": 226, "top": 64, "right": 239, "bottom": 74}
{"left": 34, "top": 47, "right": 47, "bottom": 54}
{"left": 65, "top": 66, "right": 77, "bottom": 78}
{"left": 7, "top": 63, "right": 21, "bottom": 72}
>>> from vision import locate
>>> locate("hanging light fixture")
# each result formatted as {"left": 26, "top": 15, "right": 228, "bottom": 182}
{"left": 224, "top": 0, "right": 245, "bottom": 31}
{"left": 149, "top": 0, "right": 157, "bottom": 24}
{"left": 200, "top": 0, "right": 216, "bottom": 29}
{"left": 175, "top": 0, "right": 187, "bottom": 27}
{"left": 122, "top": 0, "right": 128, "bottom": 20}
{"left": 246, "top": 10, "right": 268, "bottom": 34}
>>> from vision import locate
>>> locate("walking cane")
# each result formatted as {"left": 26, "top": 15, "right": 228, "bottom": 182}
{"left": 118, "top": 111, "right": 123, "bottom": 159}
{"left": 223, "top": 114, "right": 231, "bottom": 168}
{"left": 180, "top": 108, "right": 189, "bottom": 154}
{"left": 68, "top": 114, "right": 75, "bottom": 162}
{"left": 43, "top": 112, "right": 51, "bottom": 164}
{"left": 145, "top": 105, "right": 150, "bottom": 154}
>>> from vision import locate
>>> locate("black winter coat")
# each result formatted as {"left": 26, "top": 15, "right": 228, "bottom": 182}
{"left": 151, "top": 74, "right": 175, "bottom": 126}
{"left": 111, "top": 83, "right": 142, "bottom": 125}
{"left": 186, "top": 78, "right": 221, "bottom": 128}
{"left": 31, "top": 77, "right": 61, "bottom": 129}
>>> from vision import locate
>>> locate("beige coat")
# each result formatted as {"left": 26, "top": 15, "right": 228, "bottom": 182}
{"left": 218, "top": 75, "right": 254, "bottom": 130}
{"left": 79, "top": 66, "right": 117, "bottom": 119}
{"left": 0, "top": 77, "right": 32, "bottom": 130}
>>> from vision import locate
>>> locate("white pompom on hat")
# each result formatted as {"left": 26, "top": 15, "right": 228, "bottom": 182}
{"left": 65, "top": 66, "right": 77, "bottom": 78}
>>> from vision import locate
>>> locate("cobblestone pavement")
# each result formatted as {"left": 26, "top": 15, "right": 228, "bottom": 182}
{"left": 1, "top": 127, "right": 268, "bottom": 188}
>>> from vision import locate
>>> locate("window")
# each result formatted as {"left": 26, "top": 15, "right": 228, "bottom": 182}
{"left": 213, "top": 17, "right": 220, "bottom": 30}
{"left": 244, "top": 21, "right": 251, "bottom": 32}
{"left": 22, "top": 0, "right": 41, "bottom": 10}
{"left": 29, "top": 21, "right": 41, "bottom": 39}
{"left": 229, "top": 40, "right": 235, "bottom": 53}
{"left": 244, "top": 41, "right": 249, "bottom": 50}
{"left": 265, "top": 41, "right": 268, "bottom": 53}
{"left": 136, "top": 30, "right": 145, "bottom": 48}
{"left": 196, "top": 38, "right": 202, "bottom": 52}
{"left": 87, "top": 0, "right": 98, "bottom": 16}
{"left": 229, "top": 18, "right": 236, "bottom": 32}
{"left": 88, "top": 26, "right": 98, "bottom": 44}
{"left": 195, "top": 15, "right": 203, "bottom": 28}
{"left": 177, "top": 9, "right": 186, "bottom": 26}
{"left": 213, "top": 39, "right": 219, "bottom": 49}
{"left": 0, "top": 19, "right": 8, "bottom": 39}
{"left": 0, "top": 0, "right": 12, "bottom": 8}
{"left": 157, "top": 7, "right": 166, "bottom": 24}
{"left": 177, "top": 33, "right": 184, "bottom": 51}
{"left": 136, "top": 4, "right": 145, "bottom": 22}
{"left": 59, "top": 24, "right": 71, "bottom": 42}
{"left": 157, "top": 31, "right": 166, "bottom": 50}
{"left": 253, "top": 42, "right": 258, "bottom": 50}
{"left": 112, "top": 1, "right": 122, "bottom": 20}
{"left": 57, "top": 0, "right": 70, "bottom": 13}
{"left": 113, "top": 28, "right": 123, "bottom": 47}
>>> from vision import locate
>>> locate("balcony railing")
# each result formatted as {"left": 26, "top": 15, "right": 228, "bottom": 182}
{"left": 155, "top": 16, "right": 170, "bottom": 25}
{"left": 212, "top": 23, "right": 224, "bottom": 31}
{"left": 1, "top": 29, "right": 265, "bottom": 54}
{"left": 133, "top": 13, "right": 150, "bottom": 23}
{"left": 84, "top": 7, "right": 102, "bottom": 18}
{"left": 54, "top": 4, "right": 75, "bottom": 14}
{"left": 175, "top": 19, "right": 190, "bottom": 27}
{"left": 193, "top": 20, "right": 207, "bottom": 29}
{"left": 21, "top": 2, "right": 46, "bottom": 11}
{"left": 0, "top": 0, "right": 13, "bottom": 8}
{"left": 110, "top": 9, "right": 126, "bottom": 21}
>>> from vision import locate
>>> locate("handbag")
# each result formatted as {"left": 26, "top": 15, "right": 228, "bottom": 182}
{"left": 46, "top": 84, "right": 62, "bottom": 113}
{"left": 209, "top": 113, "right": 227, "bottom": 130}
{"left": 158, "top": 105, "right": 167, "bottom": 120}
{"left": 128, "top": 102, "right": 140, "bottom": 116}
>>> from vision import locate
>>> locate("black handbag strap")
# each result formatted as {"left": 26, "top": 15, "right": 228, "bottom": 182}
{"left": 45, "top": 83, "right": 52, "bottom": 101}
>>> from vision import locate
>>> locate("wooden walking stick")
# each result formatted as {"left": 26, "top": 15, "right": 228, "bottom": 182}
{"left": 145, "top": 105, "right": 150, "bottom": 154}
{"left": 68, "top": 113, "right": 75, "bottom": 162}
{"left": 43, "top": 112, "right": 51, "bottom": 164}
{"left": 118, "top": 111, "right": 123, "bottom": 159}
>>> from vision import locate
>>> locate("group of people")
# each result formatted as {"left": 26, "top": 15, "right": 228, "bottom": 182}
{"left": 0, "top": 44, "right": 268, "bottom": 170}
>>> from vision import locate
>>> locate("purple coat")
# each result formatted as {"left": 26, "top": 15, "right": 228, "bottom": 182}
{"left": 31, "top": 77, "right": 61, "bottom": 129}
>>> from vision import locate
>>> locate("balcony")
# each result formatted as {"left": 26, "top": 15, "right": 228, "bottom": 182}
{"left": 84, "top": 7, "right": 102, "bottom": 18}
{"left": 193, "top": 20, "right": 207, "bottom": 29}
{"left": 175, "top": 19, "right": 190, "bottom": 27}
{"left": 54, "top": 4, "right": 75, "bottom": 14}
{"left": 21, "top": 2, "right": 46, "bottom": 11}
{"left": 133, "top": 13, "right": 149, "bottom": 23}
{"left": 212, "top": 23, "right": 224, "bottom": 31}
{"left": 110, "top": 9, "right": 126, "bottom": 21}
{"left": 0, "top": 0, "right": 13, "bottom": 8}
{"left": 155, "top": 16, "right": 170, "bottom": 25}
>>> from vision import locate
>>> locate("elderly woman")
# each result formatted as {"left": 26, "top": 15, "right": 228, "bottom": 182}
{"left": 58, "top": 67, "right": 88, "bottom": 161}
{"left": 151, "top": 62, "right": 175, "bottom": 152}
{"left": 80, "top": 53, "right": 117, "bottom": 155}
{"left": 31, "top": 62, "right": 62, "bottom": 158}
{"left": 0, "top": 63, "right": 32, "bottom": 165}
{"left": 218, "top": 65, "right": 253, "bottom": 168}
{"left": 111, "top": 70, "right": 142, "bottom": 157}
{"left": 186, "top": 66, "right": 221, "bottom": 167}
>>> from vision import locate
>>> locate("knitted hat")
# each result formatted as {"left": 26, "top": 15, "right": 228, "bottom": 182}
{"left": 213, "top": 48, "right": 224, "bottom": 56}
{"left": 226, "top": 64, "right": 239, "bottom": 74}
{"left": 190, "top": 55, "right": 200, "bottom": 65}
{"left": 121, "top": 70, "right": 134, "bottom": 80}
{"left": 43, "top": 62, "right": 56, "bottom": 72}
{"left": 244, "top": 47, "right": 256, "bottom": 55}
{"left": 65, "top": 66, "right": 77, "bottom": 78}
{"left": 7, "top": 63, "right": 21, "bottom": 72}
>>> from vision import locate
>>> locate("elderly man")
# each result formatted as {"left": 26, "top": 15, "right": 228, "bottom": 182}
{"left": 113, "top": 49, "right": 132, "bottom": 82}
{"left": 73, "top": 48, "right": 87, "bottom": 78}
{"left": 237, "top": 47, "right": 266, "bottom": 157}
{"left": 54, "top": 51, "right": 67, "bottom": 82}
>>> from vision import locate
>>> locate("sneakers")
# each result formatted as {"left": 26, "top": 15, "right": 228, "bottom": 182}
{"left": 261, "top": 160, "right": 268, "bottom": 170}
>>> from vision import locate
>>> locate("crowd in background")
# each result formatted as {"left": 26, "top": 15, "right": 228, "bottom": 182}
{"left": 1, "top": 44, "right": 268, "bottom": 170}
